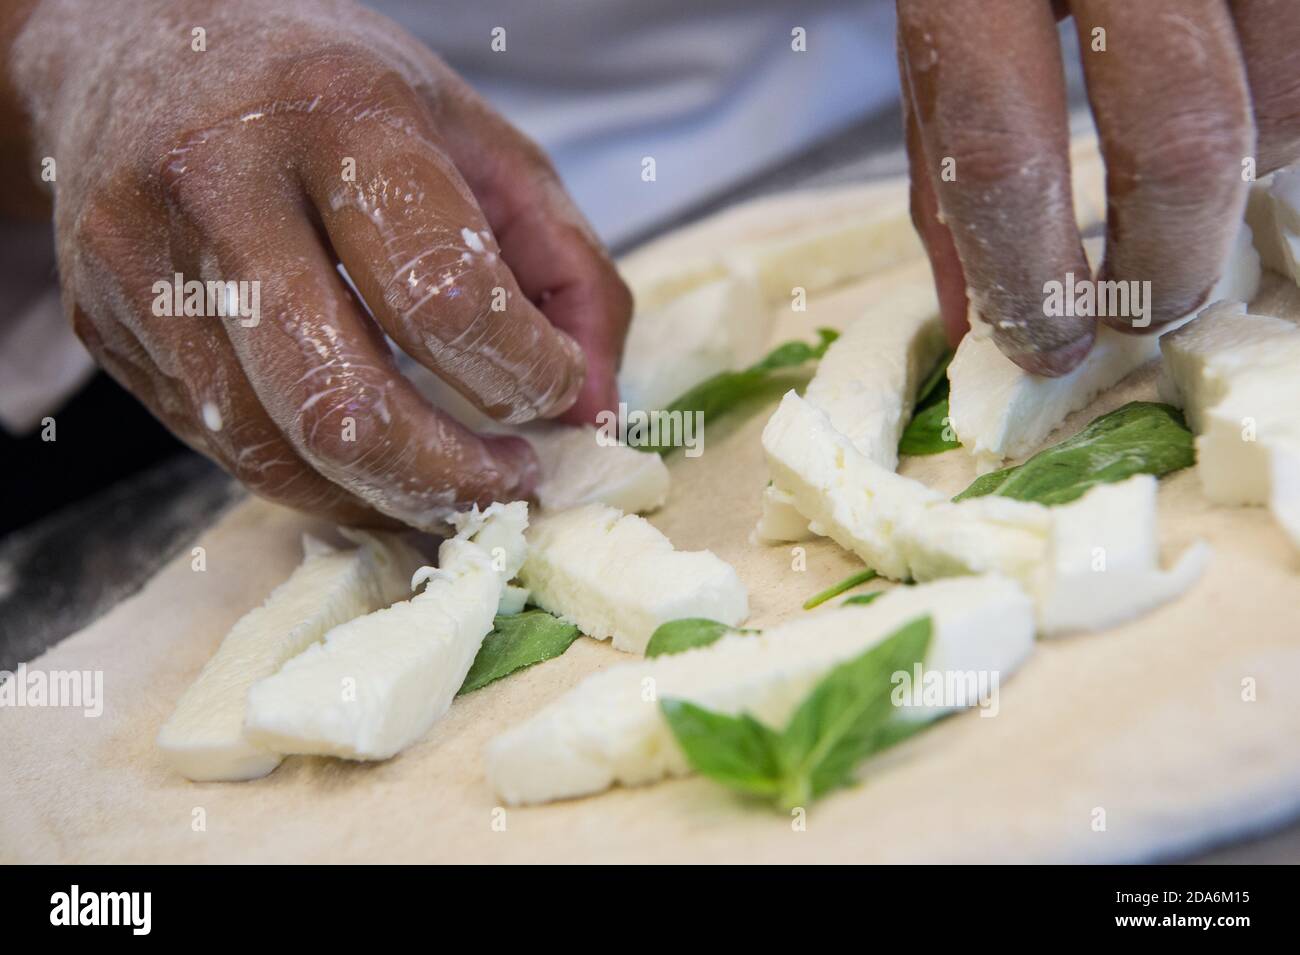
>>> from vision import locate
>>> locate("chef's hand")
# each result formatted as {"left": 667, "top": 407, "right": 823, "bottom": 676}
{"left": 4, "top": 0, "right": 631, "bottom": 531}
{"left": 898, "top": 0, "right": 1300, "bottom": 375}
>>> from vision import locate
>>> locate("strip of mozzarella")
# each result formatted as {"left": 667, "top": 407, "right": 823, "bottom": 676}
{"left": 763, "top": 391, "right": 1209, "bottom": 634}
{"left": 486, "top": 575, "right": 1035, "bottom": 806}
{"left": 243, "top": 503, "right": 528, "bottom": 762}
{"left": 1159, "top": 302, "right": 1300, "bottom": 552}
{"left": 518, "top": 503, "right": 749, "bottom": 655}
{"left": 754, "top": 268, "right": 945, "bottom": 543}
{"left": 948, "top": 225, "right": 1261, "bottom": 473}
{"left": 529, "top": 423, "right": 669, "bottom": 514}
{"left": 618, "top": 264, "right": 770, "bottom": 413}
{"left": 156, "top": 532, "right": 422, "bottom": 781}
{"left": 1246, "top": 167, "right": 1300, "bottom": 283}
{"left": 803, "top": 276, "right": 946, "bottom": 471}
{"left": 752, "top": 484, "right": 816, "bottom": 544}
{"left": 1035, "top": 478, "right": 1213, "bottom": 633}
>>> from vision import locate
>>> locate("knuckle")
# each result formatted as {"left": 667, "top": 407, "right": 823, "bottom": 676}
{"left": 276, "top": 43, "right": 388, "bottom": 100}
{"left": 1125, "top": 110, "right": 1254, "bottom": 191}
{"left": 297, "top": 398, "right": 387, "bottom": 473}
{"left": 942, "top": 125, "right": 1045, "bottom": 186}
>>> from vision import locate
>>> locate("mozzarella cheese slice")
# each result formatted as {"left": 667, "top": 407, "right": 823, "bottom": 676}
{"left": 948, "top": 225, "right": 1261, "bottom": 472}
{"left": 1158, "top": 302, "right": 1300, "bottom": 551}
{"left": 763, "top": 391, "right": 1208, "bottom": 633}
{"left": 498, "top": 584, "right": 530, "bottom": 616}
{"left": 243, "top": 502, "right": 528, "bottom": 761}
{"left": 752, "top": 484, "right": 815, "bottom": 544}
{"left": 1247, "top": 167, "right": 1300, "bottom": 284}
{"left": 530, "top": 423, "right": 669, "bottom": 515}
{"left": 763, "top": 390, "right": 1050, "bottom": 582}
{"left": 1035, "top": 476, "right": 1213, "bottom": 633}
{"left": 754, "top": 270, "right": 945, "bottom": 543}
{"left": 156, "top": 532, "right": 422, "bottom": 781}
{"left": 518, "top": 503, "right": 749, "bottom": 654}
{"left": 618, "top": 265, "right": 770, "bottom": 413}
{"left": 803, "top": 277, "right": 946, "bottom": 471}
{"left": 486, "top": 575, "right": 1035, "bottom": 806}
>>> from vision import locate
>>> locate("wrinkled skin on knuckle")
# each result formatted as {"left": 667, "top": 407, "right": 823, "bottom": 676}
{"left": 1109, "top": 110, "right": 1253, "bottom": 209}
{"left": 299, "top": 395, "right": 403, "bottom": 486}
{"left": 1103, "top": 113, "right": 1252, "bottom": 325}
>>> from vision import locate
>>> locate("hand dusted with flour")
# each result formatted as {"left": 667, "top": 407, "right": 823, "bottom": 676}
{"left": 897, "top": 0, "right": 1300, "bottom": 374}
{"left": 3, "top": 0, "right": 631, "bottom": 531}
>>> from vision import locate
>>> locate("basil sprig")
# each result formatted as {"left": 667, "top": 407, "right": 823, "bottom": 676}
{"left": 660, "top": 616, "right": 933, "bottom": 809}
{"left": 898, "top": 350, "right": 960, "bottom": 456}
{"left": 955, "top": 401, "right": 1195, "bottom": 506}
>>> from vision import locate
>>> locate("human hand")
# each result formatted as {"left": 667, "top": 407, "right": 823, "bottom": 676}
{"left": 897, "top": 0, "right": 1300, "bottom": 374}
{"left": 8, "top": 0, "right": 631, "bottom": 530}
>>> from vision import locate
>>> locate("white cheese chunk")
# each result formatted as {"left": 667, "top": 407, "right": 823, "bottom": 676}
{"left": 1035, "top": 476, "right": 1212, "bottom": 634}
{"left": 518, "top": 503, "right": 749, "bottom": 655}
{"left": 803, "top": 280, "right": 946, "bottom": 471}
{"left": 1159, "top": 302, "right": 1300, "bottom": 551}
{"left": 498, "top": 585, "right": 530, "bottom": 616}
{"left": 752, "top": 484, "right": 815, "bottom": 544}
{"left": 764, "top": 391, "right": 1207, "bottom": 633}
{"left": 530, "top": 424, "right": 669, "bottom": 515}
{"left": 156, "top": 532, "right": 421, "bottom": 781}
{"left": 949, "top": 224, "right": 1261, "bottom": 472}
{"left": 243, "top": 503, "right": 527, "bottom": 761}
{"left": 753, "top": 278, "right": 945, "bottom": 544}
{"left": 618, "top": 265, "right": 770, "bottom": 412}
{"left": 949, "top": 325, "right": 1161, "bottom": 472}
{"left": 486, "top": 575, "right": 1035, "bottom": 805}
{"left": 762, "top": 390, "right": 1049, "bottom": 583}
{"left": 1248, "top": 167, "right": 1300, "bottom": 284}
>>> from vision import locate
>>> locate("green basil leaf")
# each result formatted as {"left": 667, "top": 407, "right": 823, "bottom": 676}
{"left": 646, "top": 329, "right": 839, "bottom": 455}
{"left": 953, "top": 401, "right": 1195, "bottom": 506}
{"left": 842, "top": 591, "right": 884, "bottom": 606}
{"left": 803, "top": 568, "right": 878, "bottom": 610}
{"left": 658, "top": 699, "right": 786, "bottom": 799}
{"left": 899, "top": 350, "right": 961, "bottom": 456}
{"left": 660, "top": 617, "right": 937, "bottom": 811}
{"left": 457, "top": 610, "right": 580, "bottom": 696}
{"left": 913, "top": 349, "right": 954, "bottom": 407}
{"left": 778, "top": 615, "right": 932, "bottom": 806}
{"left": 645, "top": 618, "right": 756, "bottom": 658}
{"left": 898, "top": 396, "right": 961, "bottom": 455}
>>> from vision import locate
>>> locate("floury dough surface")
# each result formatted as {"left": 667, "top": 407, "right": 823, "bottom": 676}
{"left": 5, "top": 182, "right": 1300, "bottom": 862}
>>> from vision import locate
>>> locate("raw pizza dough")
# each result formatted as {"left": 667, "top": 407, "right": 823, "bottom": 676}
{"left": 4, "top": 178, "right": 1300, "bottom": 864}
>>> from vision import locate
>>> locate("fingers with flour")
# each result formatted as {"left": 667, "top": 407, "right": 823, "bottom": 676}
{"left": 205, "top": 202, "right": 540, "bottom": 531}
{"left": 897, "top": 0, "right": 1095, "bottom": 375}
{"left": 292, "top": 54, "right": 586, "bottom": 426}
{"left": 428, "top": 74, "right": 633, "bottom": 425}
{"left": 900, "top": 38, "right": 970, "bottom": 347}
{"left": 1071, "top": 0, "right": 1254, "bottom": 331}
{"left": 63, "top": 194, "right": 391, "bottom": 528}
{"left": 1228, "top": 0, "right": 1300, "bottom": 175}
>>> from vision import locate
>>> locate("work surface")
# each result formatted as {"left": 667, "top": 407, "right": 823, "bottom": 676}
{"left": 5, "top": 190, "right": 1300, "bottom": 863}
